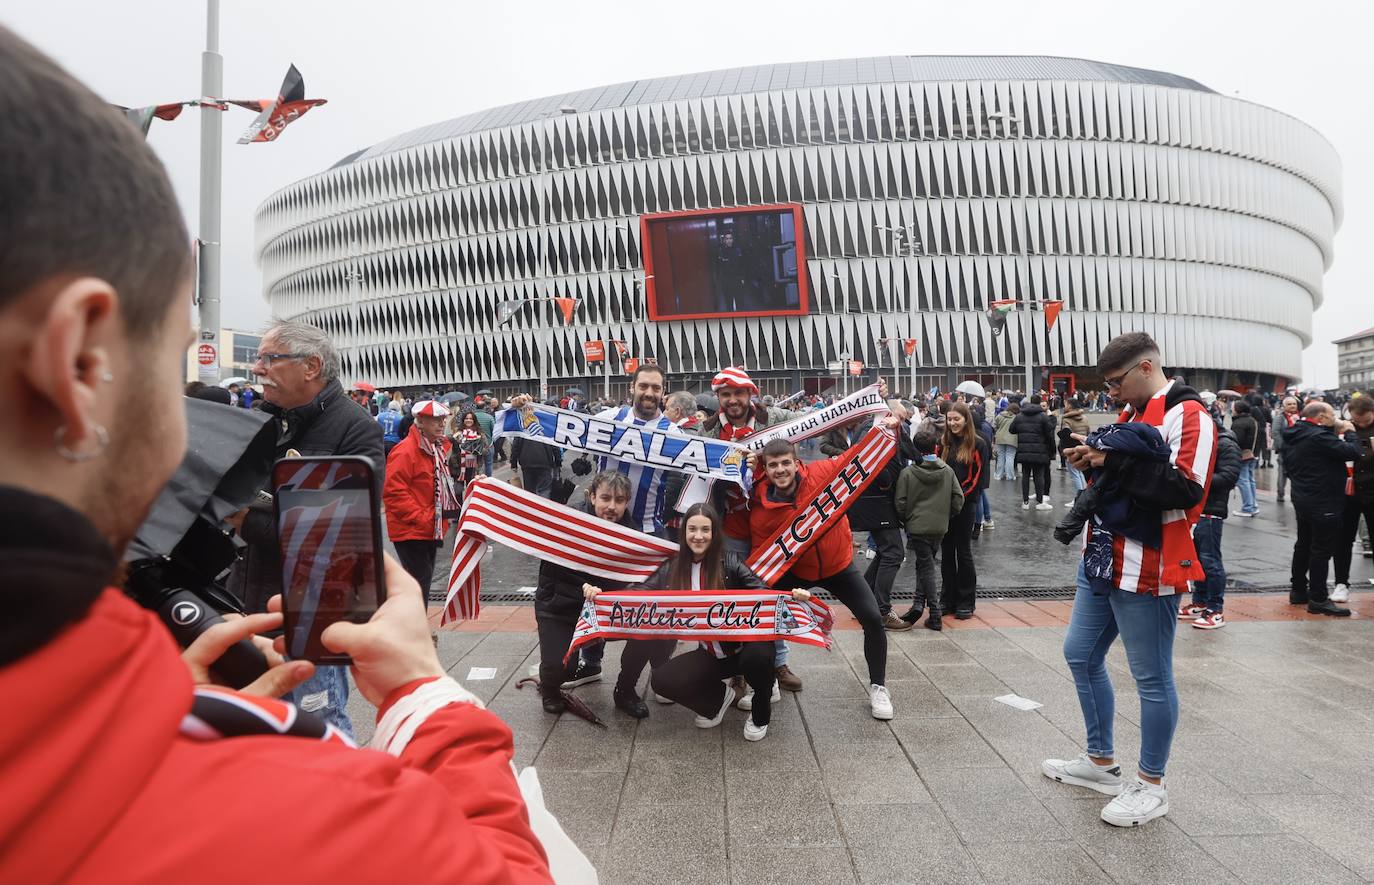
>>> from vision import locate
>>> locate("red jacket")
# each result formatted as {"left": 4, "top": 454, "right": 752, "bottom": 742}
{"left": 748, "top": 458, "right": 854, "bottom": 581}
{"left": 0, "top": 589, "right": 551, "bottom": 884}
{"left": 384, "top": 426, "right": 451, "bottom": 542}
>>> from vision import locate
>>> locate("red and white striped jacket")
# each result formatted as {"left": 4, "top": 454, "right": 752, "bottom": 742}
{"left": 1108, "top": 381, "right": 1217, "bottom": 596}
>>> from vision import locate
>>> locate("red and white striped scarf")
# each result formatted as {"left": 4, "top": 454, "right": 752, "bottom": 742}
{"left": 566, "top": 589, "right": 834, "bottom": 662}
{"left": 744, "top": 425, "right": 898, "bottom": 585}
{"left": 442, "top": 477, "right": 678, "bottom": 623}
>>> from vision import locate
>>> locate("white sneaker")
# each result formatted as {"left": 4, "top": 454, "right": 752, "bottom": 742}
{"left": 743, "top": 720, "right": 768, "bottom": 741}
{"left": 864, "top": 548, "right": 877, "bottom": 560}
{"left": 1064, "top": 501, "right": 1075, "bottom": 508}
{"left": 1331, "top": 583, "right": 1350, "bottom": 603}
{"left": 982, "top": 520, "right": 994, "bottom": 529}
{"left": 737, "top": 683, "right": 781, "bottom": 711}
{"left": 1100, "top": 777, "right": 1169, "bottom": 827}
{"left": 1041, "top": 753, "right": 1124, "bottom": 796}
{"left": 693, "top": 686, "right": 735, "bottom": 729}
{"left": 1022, "top": 501, "right": 1032, "bottom": 510}
{"left": 653, "top": 692, "right": 675, "bottom": 705}
{"left": 1036, "top": 499, "right": 1054, "bottom": 511}
{"left": 869, "top": 684, "right": 894, "bottom": 720}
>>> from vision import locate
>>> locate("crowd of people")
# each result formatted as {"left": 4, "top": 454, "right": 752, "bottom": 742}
{"left": 8, "top": 25, "right": 1374, "bottom": 883}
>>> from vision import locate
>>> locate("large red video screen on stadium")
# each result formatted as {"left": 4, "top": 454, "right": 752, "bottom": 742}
{"left": 641, "top": 204, "right": 808, "bottom": 321}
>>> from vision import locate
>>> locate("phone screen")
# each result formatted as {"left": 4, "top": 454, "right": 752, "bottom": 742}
{"left": 272, "top": 457, "right": 385, "bottom": 663}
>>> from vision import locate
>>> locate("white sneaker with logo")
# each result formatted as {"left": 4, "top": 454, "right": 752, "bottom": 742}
{"left": 743, "top": 720, "right": 768, "bottom": 741}
{"left": 737, "top": 683, "right": 781, "bottom": 711}
{"left": 1100, "top": 777, "right": 1169, "bottom": 827}
{"left": 1331, "top": 583, "right": 1351, "bottom": 603}
{"left": 870, "top": 684, "right": 894, "bottom": 720}
{"left": 1035, "top": 498, "right": 1054, "bottom": 511}
{"left": 1041, "top": 753, "right": 1124, "bottom": 796}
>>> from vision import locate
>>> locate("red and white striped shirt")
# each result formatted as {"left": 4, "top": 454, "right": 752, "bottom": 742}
{"left": 1109, "top": 381, "right": 1217, "bottom": 596}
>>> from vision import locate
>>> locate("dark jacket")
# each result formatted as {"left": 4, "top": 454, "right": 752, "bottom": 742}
{"left": 1083, "top": 423, "right": 1174, "bottom": 548}
{"left": 1280, "top": 420, "right": 1363, "bottom": 516}
{"left": 1231, "top": 414, "right": 1259, "bottom": 454}
{"left": 1202, "top": 426, "right": 1243, "bottom": 519}
{"left": 228, "top": 381, "right": 386, "bottom": 613}
{"left": 534, "top": 502, "right": 639, "bottom": 620}
{"left": 1056, "top": 407, "right": 1090, "bottom": 454}
{"left": 942, "top": 433, "right": 991, "bottom": 497}
{"left": 849, "top": 420, "right": 917, "bottom": 532}
{"left": 1010, "top": 404, "right": 1056, "bottom": 465}
{"left": 819, "top": 426, "right": 853, "bottom": 457}
{"left": 1355, "top": 421, "right": 1374, "bottom": 505}
{"left": 638, "top": 553, "right": 769, "bottom": 656}
{"left": 510, "top": 434, "right": 560, "bottom": 471}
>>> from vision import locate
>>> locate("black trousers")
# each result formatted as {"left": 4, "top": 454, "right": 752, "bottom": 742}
{"left": 394, "top": 539, "right": 440, "bottom": 603}
{"left": 1020, "top": 463, "right": 1050, "bottom": 501}
{"left": 777, "top": 562, "right": 886, "bottom": 685}
{"left": 652, "top": 644, "right": 776, "bottom": 725}
{"left": 1292, "top": 507, "right": 1341, "bottom": 602}
{"left": 1334, "top": 497, "right": 1374, "bottom": 585}
{"left": 903, "top": 534, "right": 943, "bottom": 619}
{"left": 941, "top": 504, "right": 977, "bottom": 614}
{"left": 863, "top": 527, "right": 906, "bottom": 617}
{"left": 535, "top": 614, "right": 673, "bottom": 697}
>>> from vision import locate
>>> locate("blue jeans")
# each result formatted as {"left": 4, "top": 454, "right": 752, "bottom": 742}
{"left": 1067, "top": 463, "right": 1086, "bottom": 492}
{"left": 1237, "top": 459, "right": 1257, "bottom": 513}
{"left": 1191, "top": 516, "right": 1226, "bottom": 612}
{"left": 483, "top": 447, "right": 494, "bottom": 477}
{"left": 1063, "top": 562, "right": 1179, "bottom": 779}
{"left": 995, "top": 444, "right": 1016, "bottom": 480}
{"left": 290, "top": 666, "right": 355, "bottom": 741}
{"left": 725, "top": 534, "right": 787, "bottom": 668}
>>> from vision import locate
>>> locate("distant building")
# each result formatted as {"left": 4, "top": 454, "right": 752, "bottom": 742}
{"left": 1335, "top": 326, "right": 1374, "bottom": 392}
{"left": 186, "top": 328, "right": 261, "bottom": 384}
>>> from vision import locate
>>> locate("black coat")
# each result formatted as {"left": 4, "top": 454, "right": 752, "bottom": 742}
{"left": 1355, "top": 423, "right": 1374, "bottom": 504}
{"left": 1280, "top": 421, "right": 1363, "bottom": 516}
{"left": 943, "top": 433, "right": 991, "bottom": 497}
{"left": 228, "top": 381, "right": 385, "bottom": 613}
{"left": 535, "top": 503, "right": 640, "bottom": 621}
{"left": 1230, "top": 415, "right": 1259, "bottom": 454}
{"left": 511, "top": 434, "right": 561, "bottom": 471}
{"left": 1202, "top": 426, "right": 1243, "bottom": 519}
{"left": 1010, "top": 404, "right": 1056, "bottom": 465}
{"left": 849, "top": 423, "right": 918, "bottom": 532}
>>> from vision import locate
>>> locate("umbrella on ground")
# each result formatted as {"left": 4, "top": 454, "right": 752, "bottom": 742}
{"left": 476, "top": 388, "right": 493, "bottom": 396}
{"left": 954, "top": 380, "right": 987, "bottom": 399}
{"left": 1217, "top": 389, "right": 1242, "bottom": 398}
{"left": 352, "top": 381, "right": 376, "bottom": 393}
{"left": 440, "top": 391, "right": 469, "bottom": 405}
{"left": 565, "top": 387, "right": 585, "bottom": 396}
{"left": 217, "top": 376, "right": 249, "bottom": 388}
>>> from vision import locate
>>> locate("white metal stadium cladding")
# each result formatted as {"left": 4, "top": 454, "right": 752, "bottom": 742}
{"left": 254, "top": 56, "right": 1342, "bottom": 393}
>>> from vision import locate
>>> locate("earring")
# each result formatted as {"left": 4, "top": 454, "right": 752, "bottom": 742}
{"left": 100, "top": 371, "right": 115, "bottom": 383}
{"left": 55, "top": 423, "right": 110, "bottom": 462}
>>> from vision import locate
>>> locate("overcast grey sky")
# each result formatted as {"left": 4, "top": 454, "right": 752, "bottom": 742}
{"left": 9, "top": 0, "right": 1369, "bottom": 386}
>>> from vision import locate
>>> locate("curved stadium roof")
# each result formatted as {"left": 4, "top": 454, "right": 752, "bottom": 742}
{"left": 333, "top": 55, "right": 1213, "bottom": 167}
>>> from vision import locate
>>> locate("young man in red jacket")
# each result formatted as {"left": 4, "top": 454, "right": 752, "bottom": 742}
{"left": 749, "top": 436, "right": 895, "bottom": 720}
{"left": 0, "top": 28, "right": 551, "bottom": 883}
{"left": 384, "top": 399, "right": 459, "bottom": 599}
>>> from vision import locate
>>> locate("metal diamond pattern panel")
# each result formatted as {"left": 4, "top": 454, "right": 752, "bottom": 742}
{"left": 255, "top": 59, "right": 1342, "bottom": 391}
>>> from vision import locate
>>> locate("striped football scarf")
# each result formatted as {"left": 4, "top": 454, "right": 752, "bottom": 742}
{"left": 566, "top": 589, "right": 835, "bottom": 662}
{"left": 442, "top": 477, "right": 679, "bottom": 623}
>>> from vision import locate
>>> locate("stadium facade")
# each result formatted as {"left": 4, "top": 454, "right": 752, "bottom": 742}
{"left": 254, "top": 56, "right": 1342, "bottom": 398}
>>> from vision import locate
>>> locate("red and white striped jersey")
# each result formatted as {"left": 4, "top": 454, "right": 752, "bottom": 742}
{"left": 1109, "top": 381, "right": 1217, "bottom": 596}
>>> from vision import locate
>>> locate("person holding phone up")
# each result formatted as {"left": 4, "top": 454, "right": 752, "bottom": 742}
{"left": 0, "top": 28, "right": 552, "bottom": 883}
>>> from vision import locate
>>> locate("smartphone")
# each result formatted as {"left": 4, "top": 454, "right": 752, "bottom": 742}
{"left": 271, "top": 456, "right": 386, "bottom": 664}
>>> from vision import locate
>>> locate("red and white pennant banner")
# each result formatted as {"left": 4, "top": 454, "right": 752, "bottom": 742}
{"left": 567, "top": 589, "right": 834, "bottom": 661}
{"left": 442, "top": 477, "right": 677, "bottom": 623}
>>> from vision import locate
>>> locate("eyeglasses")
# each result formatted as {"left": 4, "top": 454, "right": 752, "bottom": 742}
{"left": 1104, "top": 361, "right": 1146, "bottom": 390}
{"left": 255, "top": 351, "right": 307, "bottom": 368}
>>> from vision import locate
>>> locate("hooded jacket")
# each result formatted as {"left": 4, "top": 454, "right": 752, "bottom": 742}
{"left": 1010, "top": 403, "right": 1056, "bottom": 465}
{"left": 1280, "top": 419, "right": 1363, "bottom": 515}
{"left": 894, "top": 458, "right": 964, "bottom": 537}
{"left": 1202, "top": 425, "right": 1243, "bottom": 519}
{"left": 0, "top": 488, "right": 550, "bottom": 885}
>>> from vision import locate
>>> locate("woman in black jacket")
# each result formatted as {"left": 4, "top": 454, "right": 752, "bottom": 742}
{"left": 536, "top": 470, "right": 673, "bottom": 718}
{"left": 938, "top": 403, "right": 990, "bottom": 619}
{"left": 646, "top": 503, "right": 810, "bottom": 742}
{"left": 1011, "top": 395, "right": 1056, "bottom": 508}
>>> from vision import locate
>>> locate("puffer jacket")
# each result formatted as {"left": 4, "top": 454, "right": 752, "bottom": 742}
{"left": 1202, "top": 425, "right": 1243, "bottom": 519}
{"left": 1010, "top": 403, "right": 1056, "bottom": 465}
{"left": 894, "top": 458, "right": 964, "bottom": 536}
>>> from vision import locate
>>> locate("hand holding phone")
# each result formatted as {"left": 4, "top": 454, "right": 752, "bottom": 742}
{"left": 272, "top": 456, "right": 387, "bottom": 664}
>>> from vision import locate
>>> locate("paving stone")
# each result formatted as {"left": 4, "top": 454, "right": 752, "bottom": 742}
{"left": 966, "top": 841, "right": 1112, "bottom": 884}
{"left": 923, "top": 767, "right": 1068, "bottom": 844}
{"left": 727, "top": 800, "right": 844, "bottom": 850}
{"left": 890, "top": 716, "right": 1004, "bottom": 769}
{"left": 621, "top": 760, "right": 726, "bottom": 806}
{"left": 919, "top": 662, "right": 1011, "bottom": 696}
{"left": 819, "top": 742, "right": 934, "bottom": 805}
{"left": 1195, "top": 834, "right": 1365, "bottom": 885}
{"left": 851, "top": 847, "right": 984, "bottom": 885}
{"left": 731, "top": 847, "right": 858, "bottom": 885}
{"left": 1159, "top": 771, "right": 1290, "bottom": 837}
{"left": 609, "top": 803, "right": 725, "bottom": 849}
{"left": 535, "top": 770, "right": 625, "bottom": 848}
{"left": 833, "top": 803, "right": 956, "bottom": 846}
{"left": 1041, "top": 798, "right": 1241, "bottom": 884}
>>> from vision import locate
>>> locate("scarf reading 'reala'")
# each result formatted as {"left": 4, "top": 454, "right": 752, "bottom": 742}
{"left": 442, "top": 426, "right": 896, "bottom": 622}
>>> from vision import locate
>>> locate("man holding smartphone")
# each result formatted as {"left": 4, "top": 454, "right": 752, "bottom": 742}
{"left": 228, "top": 319, "right": 386, "bottom": 739}
{"left": 0, "top": 27, "right": 552, "bottom": 883}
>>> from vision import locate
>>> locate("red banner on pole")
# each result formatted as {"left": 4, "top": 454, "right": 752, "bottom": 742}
{"left": 624, "top": 357, "right": 640, "bottom": 375}
{"left": 1044, "top": 301, "right": 1064, "bottom": 330}
{"left": 583, "top": 340, "right": 605, "bottom": 362}
{"left": 611, "top": 340, "right": 628, "bottom": 356}
{"left": 903, "top": 338, "right": 918, "bottom": 357}
{"left": 848, "top": 360, "right": 863, "bottom": 376}
{"left": 554, "top": 297, "right": 578, "bottom": 325}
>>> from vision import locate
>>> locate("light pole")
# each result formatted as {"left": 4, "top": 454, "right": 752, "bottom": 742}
{"left": 196, "top": 0, "right": 223, "bottom": 384}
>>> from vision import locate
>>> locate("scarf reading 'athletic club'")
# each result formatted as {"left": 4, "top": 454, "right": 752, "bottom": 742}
{"left": 745, "top": 424, "right": 898, "bottom": 585}
{"left": 442, "top": 477, "right": 678, "bottom": 623}
{"left": 566, "top": 589, "right": 834, "bottom": 661}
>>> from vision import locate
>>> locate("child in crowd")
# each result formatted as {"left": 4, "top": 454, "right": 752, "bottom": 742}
{"left": 894, "top": 430, "right": 965, "bottom": 630}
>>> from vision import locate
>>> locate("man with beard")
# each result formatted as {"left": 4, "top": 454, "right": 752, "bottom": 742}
{"left": 0, "top": 26, "right": 550, "bottom": 883}
{"left": 563, "top": 363, "right": 683, "bottom": 688}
